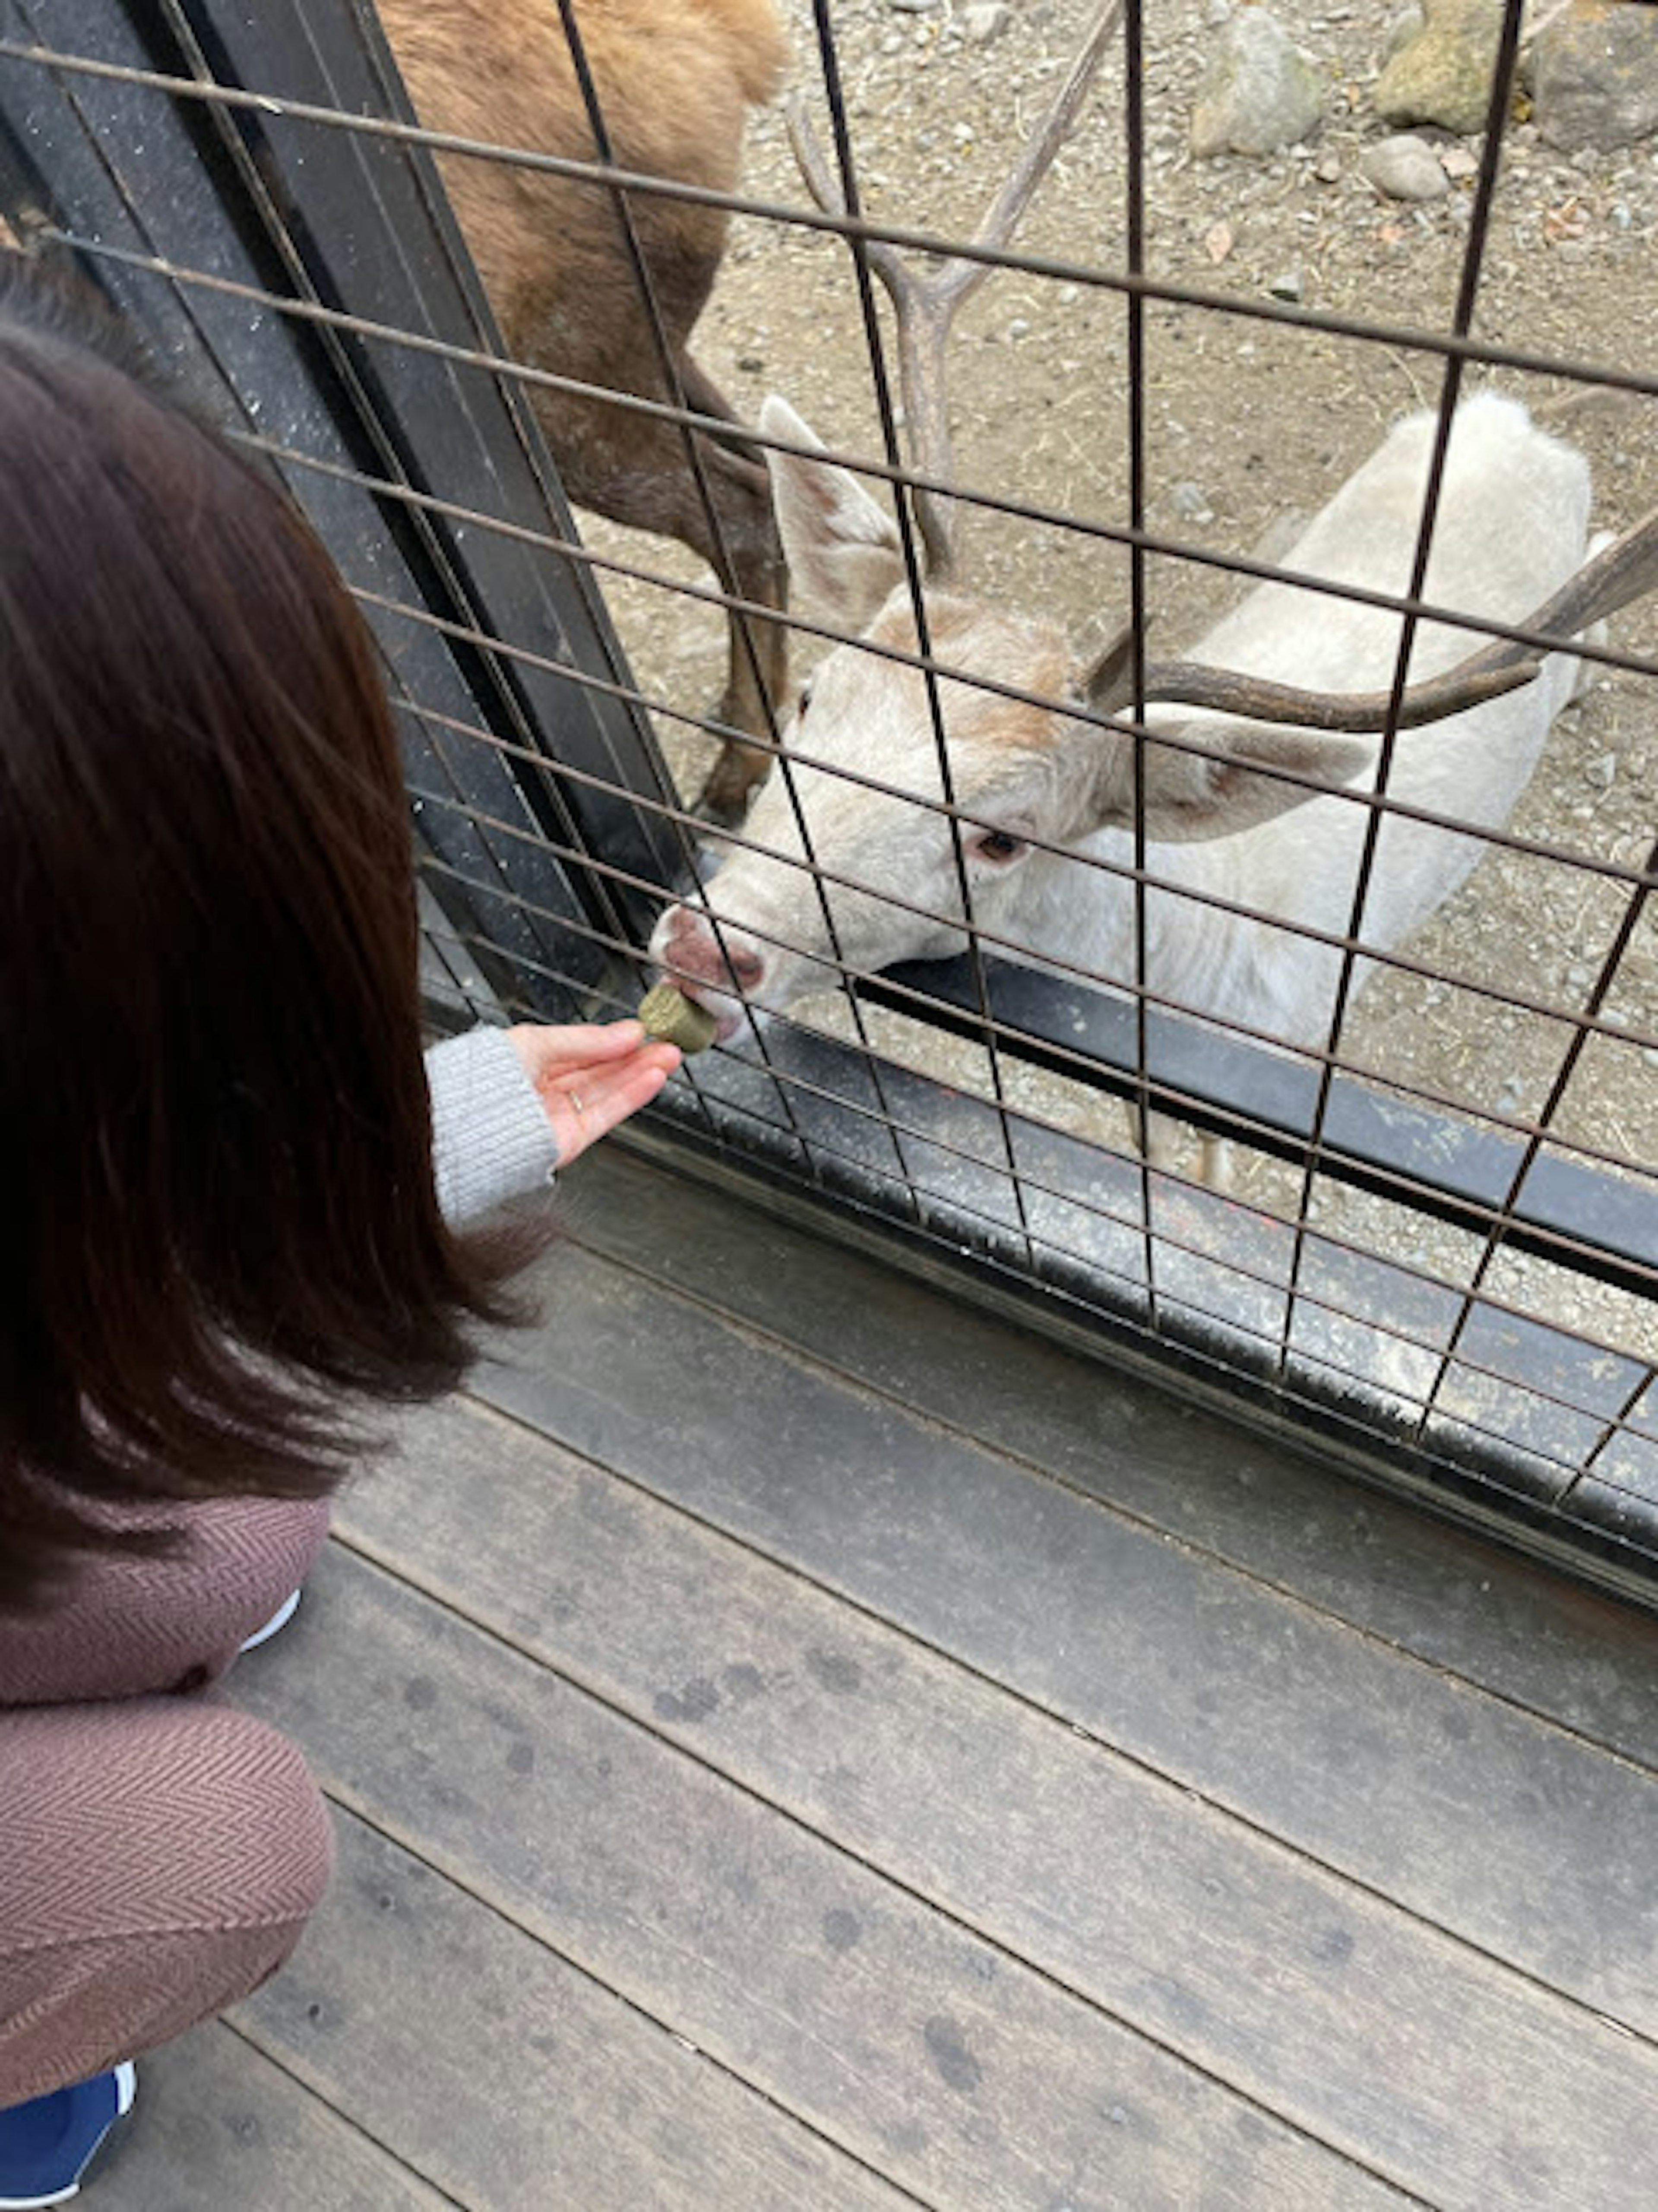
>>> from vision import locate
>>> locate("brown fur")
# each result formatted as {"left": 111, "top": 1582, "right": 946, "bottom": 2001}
{"left": 380, "top": 0, "right": 791, "bottom": 821}
{"left": 865, "top": 593, "right": 1079, "bottom": 756}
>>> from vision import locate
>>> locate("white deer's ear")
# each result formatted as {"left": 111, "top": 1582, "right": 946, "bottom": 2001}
{"left": 760, "top": 395, "right": 905, "bottom": 630}
{"left": 1092, "top": 722, "right": 1376, "bottom": 844}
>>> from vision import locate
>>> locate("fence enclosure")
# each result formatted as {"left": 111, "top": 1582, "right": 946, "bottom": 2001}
{"left": 4, "top": 0, "right": 1658, "bottom": 1600}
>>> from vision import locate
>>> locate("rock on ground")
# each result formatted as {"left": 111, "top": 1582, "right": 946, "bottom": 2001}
{"left": 1361, "top": 132, "right": 1452, "bottom": 200}
{"left": 1190, "top": 10, "right": 1324, "bottom": 158}
{"left": 960, "top": 1, "right": 1010, "bottom": 42}
{"left": 1530, "top": 0, "right": 1658, "bottom": 152}
{"left": 1374, "top": 0, "right": 1508, "bottom": 135}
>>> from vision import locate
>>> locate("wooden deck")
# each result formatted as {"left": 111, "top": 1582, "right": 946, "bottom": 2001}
{"left": 103, "top": 1143, "right": 1658, "bottom": 2210}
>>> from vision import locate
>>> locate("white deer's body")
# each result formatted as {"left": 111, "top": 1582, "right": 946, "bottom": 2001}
{"left": 652, "top": 392, "right": 1595, "bottom": 1173}
{"left": 1084, "top": 392, "right": 1592, "bottom": 1048}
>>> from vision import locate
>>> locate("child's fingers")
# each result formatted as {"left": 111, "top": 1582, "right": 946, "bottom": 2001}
{"left": 541, "top": 1042, "right": 680, "bottom": 1165}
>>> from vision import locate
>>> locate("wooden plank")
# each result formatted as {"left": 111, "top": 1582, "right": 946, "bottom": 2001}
{"left": 101, "top": 2020, "right": 449, "bottom": 2209}
{"left": 562, "top": 1148, "right": 1658, "bottom": 1765}
{"left": 234, "top": 1548, "right": 1411, "bottom": 2212}
{"left": 328, "top": 1395, "right": 1658, "bottom": 2210}
{"left": 237, "top": 1807, "right": 914, "bottom": 2212}
{"left": 468, "top": 1234, "right": 1658, "bottom": 2045}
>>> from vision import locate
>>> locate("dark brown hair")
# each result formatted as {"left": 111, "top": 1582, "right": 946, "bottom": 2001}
{"left": 0, "top": 251, "right": 537, "bottom": 1605}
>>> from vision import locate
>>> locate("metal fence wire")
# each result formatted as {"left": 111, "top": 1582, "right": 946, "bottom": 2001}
{"left": 5, "top": 0, "right": 1658, "bottom": 1599}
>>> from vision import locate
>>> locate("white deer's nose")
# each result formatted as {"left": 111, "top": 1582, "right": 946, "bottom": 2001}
{"left": 658, "top": 904, "right": 766, "bottom": 996}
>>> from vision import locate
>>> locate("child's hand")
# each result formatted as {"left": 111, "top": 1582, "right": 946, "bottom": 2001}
{"left": 506, "top": 1021, "right": 680, "bottom": 1167}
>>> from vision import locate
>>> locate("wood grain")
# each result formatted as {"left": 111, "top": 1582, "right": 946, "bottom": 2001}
{"left": 101, "top": 2021, "right": 451, "bottom": 2209}
{"left": 466, "top": 1235, "right": 1658, "bottom": 2046}
{"left": 234, "top": 1547, "right": 1409, "bottom": 2212}
{"left": 317, "top": 1392, "right": 1658, "bottom": 2210}
{"left": 237, "top": 1806, "right": 914, "bottom": 2211}
{"left": 563, "top": 1147, "right": 1658, "bottom": 1764}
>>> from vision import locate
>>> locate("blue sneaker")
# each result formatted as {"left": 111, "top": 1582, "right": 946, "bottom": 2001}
{"left": 0, "top": 2064, "right": 136, "bottom": 2207}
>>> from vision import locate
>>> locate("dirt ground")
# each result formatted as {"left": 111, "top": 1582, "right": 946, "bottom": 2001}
{"left": 580, "top": 0, "right": 1658, "bottom": 1367}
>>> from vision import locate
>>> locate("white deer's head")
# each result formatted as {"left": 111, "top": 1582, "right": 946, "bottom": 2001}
{"left": 648, "top": 399, "right": 1376, "bottom": 1036}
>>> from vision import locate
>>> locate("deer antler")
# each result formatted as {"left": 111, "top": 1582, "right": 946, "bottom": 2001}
{"left": 1084, "top": 502, "right": 1658, "bottom": 733}
{"left": 789, "top": 0, "right": 1123, "bottom": 579}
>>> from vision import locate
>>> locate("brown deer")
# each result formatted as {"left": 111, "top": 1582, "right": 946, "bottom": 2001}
{"left": 379, "top": 0, "right": 791, "bottom": 824}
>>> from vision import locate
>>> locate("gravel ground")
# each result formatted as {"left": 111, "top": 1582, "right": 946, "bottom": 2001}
{"left": 582, "top": 0, "right": 1658, "bottom": 1367}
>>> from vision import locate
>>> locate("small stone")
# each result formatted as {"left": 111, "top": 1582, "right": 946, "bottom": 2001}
{"left": 736, "top": 354, "right": 765, "bottom": 373}
{"left": 1314, "top": 147, "right": 1344, "bottom": 182}
{"left": 1172, "top": 481, "right": 1215, "bottom": 522}
{"left": 1267, "top": 267, "right": 1304, "bottom": 300}
{"left": 1585, "top": 751, "right": 1617, "bottom": 788}
{"left": 1362, "top": 132, "right": 1453, "bottom": 199}
{"left": 961, "top": 1, "right": 1010, "bottom": 42}
{"left": 1375, "top": 0, "right": 1507, "bottom": 137}
{"left": 886, "top": 0, "right": 933, "bottom": 11}
{"left": 1533, "top": 0, "right": 1658, "bottom": 152}
{"left": 1205, "top": 0, "right": 1232, "bottom": 25}
{"left": 1439, "top": 142, "right": 1481, "bottom": 178}
{"left": 1190, "top": 12, "right": 1325, "bottom": 159}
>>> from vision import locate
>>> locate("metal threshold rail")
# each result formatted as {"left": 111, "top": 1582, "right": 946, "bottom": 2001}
{"left": 866, "top": 955, "right": 1658, "bottom": 1301}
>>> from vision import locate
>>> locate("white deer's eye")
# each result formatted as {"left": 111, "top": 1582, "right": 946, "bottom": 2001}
{"left": 973, "top": 829, "right": 1027, "bottom": 864}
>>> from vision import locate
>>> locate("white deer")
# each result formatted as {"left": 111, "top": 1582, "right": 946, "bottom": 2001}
{"left": 648, "top": 13, "right": 1654, "bottom": 1185}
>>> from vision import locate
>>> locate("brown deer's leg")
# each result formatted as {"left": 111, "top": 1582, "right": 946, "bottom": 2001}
{"left": 672, "top": 357, "right": 788, "bottom": 826}
{"left": 538, "top": 362, "right": 787, "bottom": 828}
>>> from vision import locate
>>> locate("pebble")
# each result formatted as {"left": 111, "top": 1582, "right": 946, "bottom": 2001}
{"left": 1172, "top": 481, "right": 1215, "bottom": 522}
{"left": 1361, "top": 133, "right": 1452, "bottom": 201}
{"left": 1267, "top": 268, "right": 1304, "bottom": 300}
{"left": 961, "top": 1, "right": 1010, "bottom": 43}
{"left": 1586, "top": 752, "right": 1617, "bottom": 789}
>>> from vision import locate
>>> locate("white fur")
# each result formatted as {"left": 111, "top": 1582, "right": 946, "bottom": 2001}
{"left": 652, "top": 393, "right": 1593, "bottom": 1163}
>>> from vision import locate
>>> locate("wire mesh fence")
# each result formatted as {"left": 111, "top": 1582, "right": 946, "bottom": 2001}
{"left": 4, "top": 0, "right": 1657, "bottom": 1596}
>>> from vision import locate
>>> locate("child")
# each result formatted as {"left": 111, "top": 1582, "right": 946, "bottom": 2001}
{"left": 0, "top": 248, "right": 678, "bottom": 2203}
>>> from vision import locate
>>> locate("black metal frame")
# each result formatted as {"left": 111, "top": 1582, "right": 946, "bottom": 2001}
{"left": 4, "top": 0, "right": 1657, "bottom": 1601}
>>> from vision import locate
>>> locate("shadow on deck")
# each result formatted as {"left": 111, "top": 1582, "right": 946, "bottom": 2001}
{"left": 104, "top": 1143, "right": 1658, "bottom": 2209}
